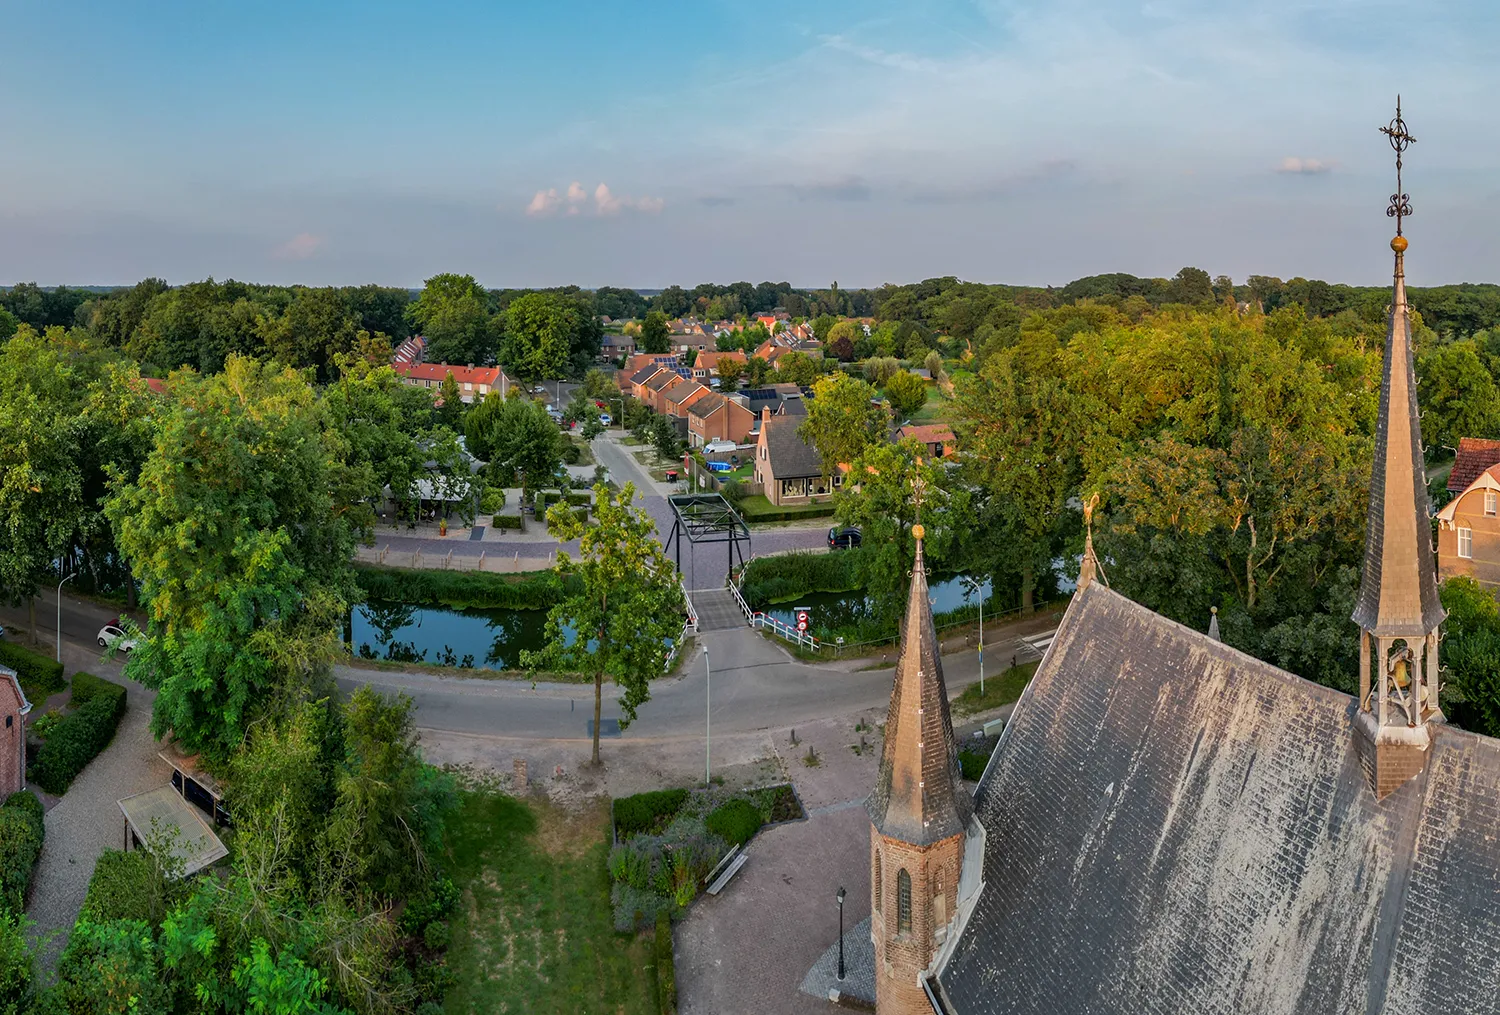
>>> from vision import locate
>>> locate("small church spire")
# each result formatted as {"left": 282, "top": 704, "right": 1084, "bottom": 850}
{"left": 1077, "top": 492, "right": 1107, "bottom": 591}
{"left": 1351, "top": 98, "right": 1444, "bottom": 798}
{"left": 1208, "top": 606, "right": 1220, "bottom": 642}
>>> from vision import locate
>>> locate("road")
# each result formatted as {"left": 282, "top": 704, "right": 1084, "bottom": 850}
{"left": 4, "top": 586, "right": 1048, "bottom": 747}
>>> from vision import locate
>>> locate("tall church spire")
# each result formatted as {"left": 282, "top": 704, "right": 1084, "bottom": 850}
{"left": 867, "top": 522, "right": 972, "bottom": 844}
{"left": 1351, "top": 98, "right": 1444, "bottom": 798}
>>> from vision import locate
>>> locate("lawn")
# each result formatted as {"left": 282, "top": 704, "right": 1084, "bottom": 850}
{"left": 906, "top": 385, "right": 951, "bottom": 424}
{"left": 444, "top": 792, "right": 659, "bottom": 1015}
{"left": 952, "top": 660, "right": 1039, "bottom": 717}
{"left": 735, "top": 494, "right": 836, "bottom": 523}
{"left": 571, "top": 435, "right": 596, "bottom": 466}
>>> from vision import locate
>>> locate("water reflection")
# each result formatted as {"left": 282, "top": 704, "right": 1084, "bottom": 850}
{"left": 762, "top": 573, "right": 993, "bottom": 636}
{"left": 350, "top": 599, "right": 559, "bottom": 670}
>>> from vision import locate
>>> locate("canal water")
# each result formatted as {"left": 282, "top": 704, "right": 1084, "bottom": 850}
{"left": 350, "top": 600, "right": 563, "bottom": 669}
{"left": 760, "top": 573, "right": 994, "bottom": 636}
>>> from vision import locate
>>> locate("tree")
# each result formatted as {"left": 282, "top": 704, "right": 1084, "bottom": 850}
{"left": 811, "top": 314, "right": 838, "bottom": 340}
{"left": 1417, "top": 340, "right": 1500, "bottom": 454}
{"left": 465, "top": 393, "right": 562, "bottom": 496}
{"left": 436, "top": 371, "right": 466, "bottom": 429}
{"left": 1169, "top": 266, "right": 1216, "bottom": 305}
{"left": 716, "top": 358, "right": 744, "bottom": 391}
{"left": 775, "top": 351, "right": 819, "bottom": 386}
{"left": 523, "top": 483, "right": 684, "bottom": 766}
{"left": 798, "top": 373, "right": 887, "bottom": 476}
{"left": 0, "top": 910, "right": 35, "bottom": 1014}
{"left": 884, "top": 370, "right": 928, "bottom": 418}
{"left": 408, "top": 273, "right": 496, "bottom": 365}
{"left": 1437, "top": 576, "right": 1500, "bottom": 737}
{"left": 744, "top": 355, "right": 772, "bottom": 388}
{"left": 640, "top": 311, "right": 671, "bottom": 354}
{"left": 503, "top": 293, "right": 575, "bottom": 384}
{"left": 105, "top": 356, "right": 356, "bottom": 759}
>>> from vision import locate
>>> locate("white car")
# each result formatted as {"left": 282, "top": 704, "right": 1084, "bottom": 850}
{"left": 532, "top": 385, "right": 547, "bottom": 394}
{"left": 599, "top": 413, "right": 613, "bottom": 425}
{"left": 703, "top": 439, "right": 737, "bottom": 453}
{"left": 97, "top": 625, "right": 137, "bottom": 653}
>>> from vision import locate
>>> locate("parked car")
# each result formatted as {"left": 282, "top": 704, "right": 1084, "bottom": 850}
{"left": 0, "top": 624, "right": 6, "bottom": 640}
{"left": 828, "top": 526, "right": 862, "bottom": 550}
{"left": 97, "top": 625, "right": 138, "bottom": 653}
{"left": 532, "top": 384, "right": 547, "bottom": 394}
{"left": 599, "top": 413, "right": 613, "bottom": 425}
{"left": 709, "top": 378, "right": 722, "bottom": 389}
{"left": 704, "top": 439, "right": 737, "bottom": 453}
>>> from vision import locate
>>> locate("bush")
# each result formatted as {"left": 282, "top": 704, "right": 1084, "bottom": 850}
{"left": 69, "top": 671, "right": 121, "bottom": 708}
{"left": 612, "top": 789, "right": 688, "bottom": 838}
{"left": 0, "top": 797, "right": 43, "bottom": 914}
{"left": 29, "top": 674, "right": 126, "bottom": 794}
{"left": 740, "top": 551, "right": 859, "bottom": 608}
{"left": 479, "top": 487, "right": 505, "bottom": 514}
{"left": 490, "top": 514, "right": 524, "bottom": 530}
{"left": 747, "top": 784, "right": 803, "bottom": 824}
{"left": 0, "top": 641, "right": 65, "bottom": 701}
{"left": 705, "top": 799, "right": 762, "bottom": 848}
{"left": 399, "top": 874, "right": 460, "bottom": 934}
{"left": 733, "top": 495, "right": 836, "bottom": 523}
{"left": 422, "top": 920, "right": 450, "bottom": 951}
{"left": 562, "top": 441, "right": 582, "bottom": 465}
{"left": 3, "top": 792, "right": 42, "bottom": 836}
{"left": 78, "top": 849, "right": 172, "bottom": 925}
{"left": 958, "top": 749, "right": 988, "bottom": 781}
{"left": 611, "top": 883, "right": 672, "bottom": 933}
{"left": 655, "top": 910, "right": 677, "bottom": 1014}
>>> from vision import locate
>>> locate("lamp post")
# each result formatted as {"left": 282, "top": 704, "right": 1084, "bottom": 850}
{"left": 959, "top": 575, "right": 985, "bottom": 696}
{"left": 704, "top": 644, "right": 712, "bottom": 786}
{"left": 836, "top": 886, "right": 847, "bottom": 981}
{"left": 56, "top": 572, "right": 77, "bottom": 663}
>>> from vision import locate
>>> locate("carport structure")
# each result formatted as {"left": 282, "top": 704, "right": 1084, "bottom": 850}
{"left": 665, "top": 493, "right": 751, "bottom": 584}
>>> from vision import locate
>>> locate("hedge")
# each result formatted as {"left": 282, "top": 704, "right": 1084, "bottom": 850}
{"left": 705, "top": 798, "right": 762, "bottom": 848}
{"left": 612, "top": 789, "right": 689, "bottom": 838}
{"left": 30, "top": 673, "right": 127, "bottom": 795}
{"left": 0, "top": 641, "right": 65, "bottom": 701}
{"left": 740, "top": 550, "right": 860, "bottom": 609}
{"left": 490, "top": 514, "right": 524, "bottom": 530}
{"left": 734, "top": 495, "right": 836, "bottom": 523}
{"left": 0, "top": 791, "right": 44, "bottom": 914}
{"left": 79, "top": 848, "right": 174, "bottom": 925}
{"left": 354, "top": 564, "right": 575, "bottom": 611}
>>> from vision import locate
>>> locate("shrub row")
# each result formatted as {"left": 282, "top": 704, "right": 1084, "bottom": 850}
{"left": 655, "top": 910, "right": 677, "bottom": 1014}
{"left": 30, "top": 673, "right": 127, "bottom": 795}
{"left": 612, "top": 788, "right": 688, "bottom": 839}
{"left": 740, "top": 551, "right": 860, "bottom": 609}
{"left": 734, "top": 496, "right": 836, "bottom": 523}
{"left": 704, "top": 799, "right": 762, "bottom": 848}
{"left": 354, "top": 564, "right": 575, "bottom": 611}
{"left": 490, "top": 514, "right": 524, "bottom": 530}
{"left": 79, "top": 848, "right": 173, "bottom": 925}
{"left": 0, "top": 790, "right": 44, "bottom": 914}
{"left": 0, "top": 640, "right": 66, "bottom": 701}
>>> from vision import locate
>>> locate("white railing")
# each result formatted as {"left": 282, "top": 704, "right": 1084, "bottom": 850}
{"left": 727, "top": 580, "right": 754, "bottom": 622}
{"left": 682, "top": 579, "right": 700, "bottom": 633}
{"left": 750, "top": 611, "right": 821, "bottom": 650}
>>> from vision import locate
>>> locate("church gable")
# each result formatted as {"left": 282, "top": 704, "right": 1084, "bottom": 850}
{"left": 936, "top": 583, "right": 1500, "bottom": 1015}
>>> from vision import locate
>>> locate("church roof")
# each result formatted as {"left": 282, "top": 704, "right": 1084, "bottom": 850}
{"left": 935, "top": 582, "right": 1500, "bottom": 1015}
{"left": 1350, "top": 244, "right": 1444, "bottom": 637}
{"left": 866, "top": 532, "right": 972, "bottom": 846}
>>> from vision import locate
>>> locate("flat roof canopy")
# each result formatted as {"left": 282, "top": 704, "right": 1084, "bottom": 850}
{"left": 117, "top": 785, "right": 228, "bottom": 877}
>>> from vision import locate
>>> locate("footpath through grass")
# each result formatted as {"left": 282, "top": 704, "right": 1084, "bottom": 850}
{"left": 952, "top": 660, "right": 1039, "bottom": 718}
{"left": 444, "top": 791, "right": 659, "bottom": 1015}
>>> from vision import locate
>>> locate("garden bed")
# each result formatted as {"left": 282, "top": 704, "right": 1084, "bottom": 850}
{"left": 607, "top": 784, "right": 806, "bottom": 930}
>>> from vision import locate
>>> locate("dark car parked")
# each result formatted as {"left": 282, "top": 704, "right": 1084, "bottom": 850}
{"left": 828, "top": 526, "right": 862, "bottom": 550}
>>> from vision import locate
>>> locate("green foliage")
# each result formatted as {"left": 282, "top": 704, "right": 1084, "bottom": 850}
{"left": 79, "top": 849, "right": 176, "bottom": 926}
{"left": 883, "top": 370, "right": 928, "bottom": 418}
{"left": 353, "top": 563, "right": 571, "bottom": 610}
{"left": 490, "top": 513, "right": 524, "bottom": 530}
{"left": 732, "top": 495, "right": 837, "bottom": 522}
{"left": 504, "top": 293, "right": 583, "bottom": 382}
{"left": 640, "top": 311, "right": 671, "bottom": 355}
{"left": 30, "top": 674, "right": 126, "bottom": 794}
{"left": 0, "top": 793, "right": 43, "bottom": 915}
{"left": 799, "top": 373, "right": 886, "bottom": 476}
{"left": 1417, "top": 340, "right": 1500, "bottom": 454}
{"left": 0, "top": 909, "right": 36, "bottom": 1015}
{"left": 739, "top": 551, "right": 859, "bottom": 608}
{"left": 1439, "top": 576, "right": 1500, "bottom": 737}
{"left": 408, "top": 273, "right": 496, "bottom": 366}
{"left": 524, "top": 483, "right": 685, "bottom": 765}
{"left": 957, "top": 747, "right": 990, "bottom": 781}
{"left": 51, "top": 918, "right": 172, "bottom": 1014}
{"left": 0, "top": 641, "right": 64, "bottom": 701}
{"left": 704, "top": 799, "right": 762, "bottom": 847}
{"left": 612, "top": 789, "right": 689, "bottom": 838}
{"left": 465, "top": 392, "right": 564, "bottom": 495}
{"left": 654, "top": 911, "right": 677, "bottom": 1015}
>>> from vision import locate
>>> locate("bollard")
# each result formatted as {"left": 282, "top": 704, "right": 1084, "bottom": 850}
{"left": 513, "top": 758, "right": 528, "bottom": 792}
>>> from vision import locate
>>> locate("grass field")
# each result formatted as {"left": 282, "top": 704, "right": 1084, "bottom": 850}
{"left": 444, "top": 792, "right": 659, "bottom": 1015}
{"left": 906, "top": 385, "right": 951, "bottom": 423}
{"left": 952, "top": 660, "right": 1039, "bottom": 717}
{"left": 735, "top": 494, "right": 836, "bottom": 522}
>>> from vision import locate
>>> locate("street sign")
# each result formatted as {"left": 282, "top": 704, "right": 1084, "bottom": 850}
{"left": 797, "top": 610, "right": 809, "bottom": 632}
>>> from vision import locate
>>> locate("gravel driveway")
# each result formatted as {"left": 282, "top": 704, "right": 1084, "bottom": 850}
{"left": 25, "top": 651, "right": 170, "bottom": 969}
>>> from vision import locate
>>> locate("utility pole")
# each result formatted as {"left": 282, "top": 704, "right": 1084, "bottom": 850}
{"left": 960, "top": 575, "right": 985, "bottom": 696}
{"left": 56, "top": 572, "right": 77, "bottom": 663}
{"left": 704, "top": 644, "right": 712, "bottom": 785}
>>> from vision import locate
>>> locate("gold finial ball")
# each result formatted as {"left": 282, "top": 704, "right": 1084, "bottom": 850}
{"left": 911, "top": 524, "right": 926, "bottom": 541}
{"left": 1391, "top": 235, "right": 1408, "bottom": 252}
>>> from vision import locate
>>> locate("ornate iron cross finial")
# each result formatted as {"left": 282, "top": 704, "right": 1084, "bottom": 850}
{"left": 1380, "top": 95, "right": 1415, "bottom": 236}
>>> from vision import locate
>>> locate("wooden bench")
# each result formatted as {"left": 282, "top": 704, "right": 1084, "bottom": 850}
{"left": 705, "top": 848, "right": 748, "bottom": 896}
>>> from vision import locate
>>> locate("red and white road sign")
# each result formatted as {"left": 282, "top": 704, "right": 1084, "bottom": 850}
{"left": 796, "top": 611, "right": 809, "bottom": 632}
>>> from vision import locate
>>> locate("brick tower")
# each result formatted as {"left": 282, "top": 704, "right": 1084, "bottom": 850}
{"left": 1350, "top": 98, "right": 1445, "bottom": 799}
{"left": 867, "top": 523, "right": 972, "bottom": 1014}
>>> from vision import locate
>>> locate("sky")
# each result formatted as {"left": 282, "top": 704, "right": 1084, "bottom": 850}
{"left": 2, "top": 0, "right": 1498, "bottom": 289}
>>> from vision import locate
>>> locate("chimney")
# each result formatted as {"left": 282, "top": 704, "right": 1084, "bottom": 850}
{"left": 761, "top": 407, "right": 772, "bottom": 423}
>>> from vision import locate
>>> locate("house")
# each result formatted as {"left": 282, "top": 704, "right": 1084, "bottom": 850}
{"left": 0, "top": 665, "right": 30, "bottom": 797}
{"left": 693, "top": 350, "right": 747, "bottom": 384}
{"left": 629, "top": 364, "right": 675, "bottom": 402}
{"left": 600, "top": 333, "right": 636, "bottom": 360}
{"left": 392, "top": 335, "right": 425, "bottom": 368}
{"left": 840, "top": 199, "right": 1500, "bottom": 1015}
{"left": 687, "top": 392, "right": 757, "bottom": 448}
{"left": 752, "top": 409, "right": 840, "bottom": 505}
{"left": 644, "top": 370, "right": 688, "bottom": 413}
{"left": 393, "top": 362, "right": 510, "bottom": 403}
{"left": 661, "top": 381, "right": 711, "bottom": 419}
{"left": 896, "top": 423, "right": 957, "bottom": 458}
{"left": 616, "top": 353, "right": 681, "bottom": 390}
{"left": 1437, "top": 460, "right": 1500, "bottom": 585}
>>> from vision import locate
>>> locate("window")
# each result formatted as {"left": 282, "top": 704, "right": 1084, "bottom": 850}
{"left": 897, "top": 869, "right": 912, "bottom": 933}
{"left": 1487, "top": 490, "right": 1497, "bottom": 516}
{"left": 874, "top": 851, "right": 882, "bottom": 912}
{"left": 1459, "top": 526, "right": 1474, "bottom": 559}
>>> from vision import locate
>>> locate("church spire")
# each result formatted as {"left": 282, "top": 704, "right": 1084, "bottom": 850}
{"left": 1077, "top": 492, "right": 1107, "bottom": 591}
{"left": 867, "top": 521, "right": 971, "bottom": 846}
{"left": 1351, "top": 96, "right": 1444, "bottom": 640}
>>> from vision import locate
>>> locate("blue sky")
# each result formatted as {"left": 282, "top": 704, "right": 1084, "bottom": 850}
{"left": 2, "top": 0, "right": 1496, "bottom": 288}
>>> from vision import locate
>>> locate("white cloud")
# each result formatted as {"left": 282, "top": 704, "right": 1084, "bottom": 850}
{"left": 273, "top": 232, "right": 323, "bottom": 259}
{"left": 525, "top": 181, "right": 663, "bottom": 217}
{"left": 1277, "top": 157, "right": 1333, "bottom": 175}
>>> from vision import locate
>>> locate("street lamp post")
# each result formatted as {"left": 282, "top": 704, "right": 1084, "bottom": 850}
{"left": 704, "top": 644, "right": 712, "bottom": 786}
{"left": 836, "top": 886, "right": 847, "bottom": 981}
{"left": 56, "top": 572, "right": 77, "bottom": 663}
{"left": 960, "top": 575, "right": 985, "bottom": 697}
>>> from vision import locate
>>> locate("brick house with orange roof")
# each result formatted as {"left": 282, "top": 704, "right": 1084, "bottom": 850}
{"left": 1, "top": 665, "right": 30, "bottom": 797}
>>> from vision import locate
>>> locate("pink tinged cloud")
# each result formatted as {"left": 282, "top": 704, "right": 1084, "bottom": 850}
{"left": 1277, "top": 157, "right": 1332, "bottom": 175}
{"left": 525, "top": 182, "right": 663, "bottom": 217}
{"left": 273, "top": 233, "right": 323, "bottom": 259}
